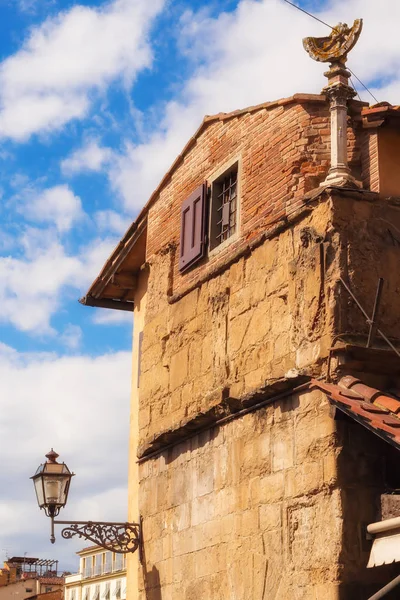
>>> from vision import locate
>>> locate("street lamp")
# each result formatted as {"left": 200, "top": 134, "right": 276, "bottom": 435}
{"left": 32, "top": 450, "right": 142, "bottom": 559}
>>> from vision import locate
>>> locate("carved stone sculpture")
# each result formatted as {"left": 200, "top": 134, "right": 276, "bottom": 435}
{"left": 303, "top": 19, "right": 363, "bottom": 188}
{"left": 303, "top": 19, "right": 363, "bottom": 64}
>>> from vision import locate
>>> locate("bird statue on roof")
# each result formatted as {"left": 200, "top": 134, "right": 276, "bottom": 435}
{"left": 303, "top": 19, "right": 363, "bottom": 64}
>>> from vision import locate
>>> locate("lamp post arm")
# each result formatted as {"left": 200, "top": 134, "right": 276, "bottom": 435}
{"left": 51, "top": 518, "right": 142, "bottom": 560}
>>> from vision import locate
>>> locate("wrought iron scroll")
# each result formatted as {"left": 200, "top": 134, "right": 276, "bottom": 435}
{"left": 54, "top": 520, "right": 142, "bottom": 556}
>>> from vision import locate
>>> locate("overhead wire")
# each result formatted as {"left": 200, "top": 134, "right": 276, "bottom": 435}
{"left": 349, "top": 77, "right": 362, "bottom": 102}
{"left": 347, "top": 67, "right": 379, "bottom": 104}
{"left": 281, "top": 0, "right": 336, "bottom": 31}
{"left": 281, "top": 0, "right": 379, "bottom": 104}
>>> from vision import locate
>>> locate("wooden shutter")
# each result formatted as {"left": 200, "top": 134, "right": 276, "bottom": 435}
{"left": 179, "top": 183, "right": 207, "bottom": 272}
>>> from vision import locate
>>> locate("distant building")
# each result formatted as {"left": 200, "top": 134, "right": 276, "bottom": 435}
{"left": 26, "top": 590, "right": 63, "bottom": 600}
{"left": 64, "top": 547, "right": 126, "bottom": 600}
{"left": 0, "top": 557, "right": 63, "bottom": 600}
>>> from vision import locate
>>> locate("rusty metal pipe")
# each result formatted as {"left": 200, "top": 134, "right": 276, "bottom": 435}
{"left": 368, "top": 574, "right": 400, "bottom": 600}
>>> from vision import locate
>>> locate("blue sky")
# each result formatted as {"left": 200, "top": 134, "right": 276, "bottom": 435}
{"left": 0, "top": 0, "right": 399, "bottom": 572}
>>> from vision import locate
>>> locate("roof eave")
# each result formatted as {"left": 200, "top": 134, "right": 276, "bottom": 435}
{"left": 79, "top": 296, "right": 134, "bottom": 312}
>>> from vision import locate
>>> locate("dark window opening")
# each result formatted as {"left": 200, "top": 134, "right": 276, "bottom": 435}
{"left": 210, "top": 163, "right": 238, "bottom": 250}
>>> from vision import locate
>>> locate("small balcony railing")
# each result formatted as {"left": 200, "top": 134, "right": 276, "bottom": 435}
{"left": 82, "top": 559, "right": 126, "bottom": 579}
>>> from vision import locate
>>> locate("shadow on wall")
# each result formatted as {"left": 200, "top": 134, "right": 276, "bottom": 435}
{"left": 142, "top": 542, "right": 162, "bottom": 600}
{"left": 337, "top": 419, "right": 400, "bottom": 599}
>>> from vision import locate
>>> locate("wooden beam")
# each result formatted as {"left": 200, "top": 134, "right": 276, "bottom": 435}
{"left": 79, "top": 296, "right": 134, "bottom": 312}
{"left": 111, "top": 272, "right": 137, "bottom": 290}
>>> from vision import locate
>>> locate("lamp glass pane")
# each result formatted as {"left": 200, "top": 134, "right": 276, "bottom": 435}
{"left": 34, "top": 477, "right": 45, "bottom": 507}
{"left": 43, "top": 476, "right": 65, "bottom": 505}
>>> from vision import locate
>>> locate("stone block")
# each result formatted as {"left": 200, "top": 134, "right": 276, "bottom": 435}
{"left": 213, "top": 445, "right": 229, "bottom": 490}
{"left": 228, "top": 257, "right": 245, "bottom": 293}
{"left": 169, "top": 465, "right": 193, "bottom": 507}
{"left": 296, "top": 340, "right": 321, "bottom": 369}
{"left": 285, "top": 461, "right": 323, "bottom": 498}
{"left": 323, "top": 453, "right": 338, "bottom": 485}
{"left": 244, "top": 367, "right": 266, "bottom": 392}
{"left": 169, "top": 289, "right": 198, "bottom": 331}
{"left": 169, "top": 346, "right": 188, "bottom": 391}
{"left": 228, "top": 311, "right": 252, "bottom": 355}
{"left": 259, "top": 503, "right": 281, "bottom": 532}
{"left": 259, "top": 471, "right": 285, "bottom": 503}
{"left": 193, "top": 458, "right": 214, "bottom": 497}
{"left": 191, "top": 493, "right": 215, "bottom": 527}
{"left": 243, "top": 302, "right": 271, "bottom": 346}
{"left": 272, "top": 423, "right": 294, "bottom": 472}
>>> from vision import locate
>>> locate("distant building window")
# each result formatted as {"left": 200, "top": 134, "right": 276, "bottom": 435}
{"left": 102, "top": 583, "right": 110, "bottom": 599}
{"left": 210, "top": 163, "right": 238, "bottom": 250}
{"left": 113, "top": 581, "right": 121, "bottom": 599}
{"left": 25, "top": 589, "right": 33, "bottom": 593}
{"left": 93, "top": 584, "right": 100, "bottom": 600}
{"left": 45, "top": 587, "right": 52, "bottom": 593}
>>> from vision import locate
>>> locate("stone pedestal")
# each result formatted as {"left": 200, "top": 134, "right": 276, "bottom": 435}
{"left": 321, "top": 61, "right": 360, "bottom": 188}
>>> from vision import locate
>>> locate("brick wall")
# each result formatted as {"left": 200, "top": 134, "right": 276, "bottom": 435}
{"left": 146, "top": 97, "right": 364, "bottom": 300}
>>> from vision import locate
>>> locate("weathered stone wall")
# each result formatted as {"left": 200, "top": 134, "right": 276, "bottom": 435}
{"left": 140, "top": 201, "right": 338, "bottom": 450}
{"left": 130, "top": 95, "right": 400, "bottom": 599}
{"left": 331, "top": 193, "right": 400, "bottom": 340}
{"left": 138, "top": 388, "right": 343, "bottom": 600}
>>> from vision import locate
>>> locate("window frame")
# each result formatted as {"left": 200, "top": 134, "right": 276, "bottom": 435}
{"left": 208, "top": 158, "right": 240, "bottom": 254}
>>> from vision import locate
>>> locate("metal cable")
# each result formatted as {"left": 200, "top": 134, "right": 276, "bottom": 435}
{"left": 281, "top": 0, "right": 335, "bottom": 30}
{"left": 281, "top": 0, "right": 379, "bottom": 104}
{"left": 349, "top": 77, "right": 362, "bottom": 102}
{"left": 347, "top": 67, "right": 379, "bottom": 104}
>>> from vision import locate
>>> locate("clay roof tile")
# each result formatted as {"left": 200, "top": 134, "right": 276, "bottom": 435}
{"left": 312, "top": 377, "right": 400, "bottom": 452}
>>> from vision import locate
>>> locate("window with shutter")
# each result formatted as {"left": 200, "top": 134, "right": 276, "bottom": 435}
{"left": 209, "top": 162, "right": 238, "bottom": 251}
{"left": 179, "top": 183, "right": 207, "bottom": 272}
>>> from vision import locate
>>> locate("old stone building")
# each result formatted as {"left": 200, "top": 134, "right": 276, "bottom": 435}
{"left": 0, "top": 557, "right": 63, "bottom": 600}
{"left": 82, "top": 23, "right": 400, "bottom": 600}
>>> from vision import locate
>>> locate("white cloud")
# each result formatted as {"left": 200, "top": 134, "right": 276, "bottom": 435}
{"left": 110, "top": 0, "right": 400, "bottom": 213}
{"left": 0, "top": 346, "right": 131, "bottom": 568}
{"left": 16, "top": 0, "right": 56, "bottom": 14}
{"left": 110, "top": 0, "right": 322, "bottom": 212}
{"left": 61, "top": 139, "right": 113, "bottom": 175}
{"left": 61, "top": 323, "right": 83, "bottom": 350}
{"left": 0, "top": 0, "right": 164, "bottom": 140}
{"left": 94, "top": 209, "right": 130, "bottom": 236}
{"left": 92, "top": 309, "right": 132, "bottom": 326}
{"left": 20, "top": 185, "right": 84, "bottom": 233}
{"left": 0, "top": 232, "right": 116, "bottom": 335}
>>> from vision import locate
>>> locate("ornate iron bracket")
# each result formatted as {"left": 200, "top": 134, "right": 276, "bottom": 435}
{"left": 51, "top": 518, "right": 143, "bottom": 561}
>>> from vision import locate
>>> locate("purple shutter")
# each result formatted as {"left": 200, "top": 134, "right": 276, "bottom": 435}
{"left": 179, "top": 183, "right": 206, "bottom": 272}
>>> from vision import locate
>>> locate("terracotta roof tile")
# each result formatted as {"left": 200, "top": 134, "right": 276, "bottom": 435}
{"left": 312, "top": 376, "right": 400, "bottom": 451}
{"left": 39, "top": 578, "right": 64, "bottom": 585}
